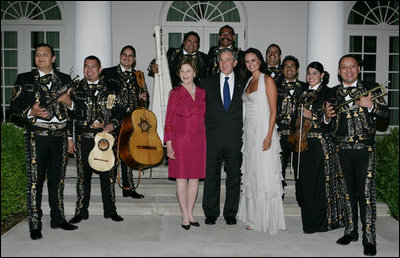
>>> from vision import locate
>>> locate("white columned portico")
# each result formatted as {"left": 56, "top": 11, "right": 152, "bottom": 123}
{"left": 74, "top": 1, "right": 112, "bottom": 78}
{"left": 307, "top": 1, "right": 345, "bottom": 87}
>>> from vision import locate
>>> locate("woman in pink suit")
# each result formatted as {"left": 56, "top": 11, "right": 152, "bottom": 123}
{"left": 164, "top": 57, "right": 206, "bottom": 230}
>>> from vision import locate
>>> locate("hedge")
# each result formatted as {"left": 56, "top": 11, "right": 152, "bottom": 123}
{"left": 375, "top": 127, "right": 399, "bottom": 220}
{"left": 1, "top": 123, "right": 27, "bottom": 222}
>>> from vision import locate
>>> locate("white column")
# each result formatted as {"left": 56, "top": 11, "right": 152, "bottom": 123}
{"left": 307, "top": 1, "right": 345, "bottom": 87}
{"left": 73, "top": 1, "right": 112, "bottom": 78}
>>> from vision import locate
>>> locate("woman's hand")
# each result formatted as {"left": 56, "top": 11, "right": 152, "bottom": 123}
{"left": 262, "top": 137, "right": 271, "bottom": 151}
{"left": 166, "top": 140, "right": 175, "bottom": 159}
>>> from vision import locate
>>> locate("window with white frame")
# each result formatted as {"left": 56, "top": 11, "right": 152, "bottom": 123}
{"left": 1, "top": 1, "right": 63, "bottom": 122}
{"left": 346, "top": 1, "right": 399, "bottom": 130}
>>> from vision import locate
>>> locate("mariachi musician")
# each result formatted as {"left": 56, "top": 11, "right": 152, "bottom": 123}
{"left": 68, "top": 55, "right": 126, "bottom": 224}
{"left": 102, "top": 45, "right": 149, "bottom": 199}
{"left": 10, "top": 43, "right": 78, "bottom": 240}
{"left": 289, "top": 61, "right": 352, "bottom": 235}
{"left": 324, "top": 55, "right": 389, "bottom": 256}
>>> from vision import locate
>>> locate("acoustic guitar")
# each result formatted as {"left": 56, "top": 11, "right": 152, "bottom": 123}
{"left": 88, "top": 94, "right": 117, "bottom": 172}
{"left": 119, "top": 70, "right": 164, "bottom": 170}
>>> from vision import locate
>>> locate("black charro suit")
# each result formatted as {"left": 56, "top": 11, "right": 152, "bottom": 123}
{"left": 200, "top": 73, "right": 244, "bottom": 220}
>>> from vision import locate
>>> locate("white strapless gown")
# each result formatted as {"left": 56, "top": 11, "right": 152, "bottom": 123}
{"left": 238, "top": 74, "right": 286, "bottom": 234}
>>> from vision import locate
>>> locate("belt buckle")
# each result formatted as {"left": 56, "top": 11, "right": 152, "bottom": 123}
{"left": 49, "top": 124, "right": 57, "bottom": 130}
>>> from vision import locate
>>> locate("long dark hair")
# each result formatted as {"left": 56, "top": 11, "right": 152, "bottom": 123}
{"left": 307, "top": 61, "right": 330, "bottom": 85}
{"left": 241, "top": 47, "right": 267, "bottom": 81}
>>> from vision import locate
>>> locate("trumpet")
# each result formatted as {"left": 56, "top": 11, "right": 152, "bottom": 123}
{"left": 333, "top": 81, "right": 389, "bottom": 113}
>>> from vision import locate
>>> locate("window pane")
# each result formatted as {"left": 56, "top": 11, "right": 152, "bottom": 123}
{"left": 4, "top": 50, "right": 18, "bottom": 67}
{"left": 31, "top": 32, "right": 45, "bottom": 47}
{"left": 46, "top": 32, "right": 60, "bottom": 48}
{"left": 363, "top": 73, "right": 376, "bottom": 82}
{"left": 389, "top": 91, "right": 399, "bottom": 107}
{"left": 5, "top": 69, "right": 18, "bottom": 85}
{"left": 364, "top": 36, "right": 376, "bottom": 52}
{"left": 363, "top": 55, "right": 376, "bottom": 71}
{"left": 168, "top": 33, "right": 182, "bottom": 49}
{"left": 55, "top": 50, "right": 60, "bottom": 69}
{"left": 31, "top": 50, "right": 36, "bottom": 68}
{"left": 4, "top": 32, "right": 17, "bottom": 48}
{"left": 5, "top": 87, "right": 13, "bottom": 104}
{"left": 390, "top": 109, "right": 399, "bottom": 125}
{"left": 389, "top": 55, "right": 399, "bottom": 71}
{"left": 389, "top": 74, "right": 399, "bottom": 89}
{"left": 210, "top": 34, "right": 219, "bottom": 48}
{"left": 390, "top": 37, "right": 399, "bottom": 53}
{"left": 350, "top": 36, "right": 362, "bottom": 52}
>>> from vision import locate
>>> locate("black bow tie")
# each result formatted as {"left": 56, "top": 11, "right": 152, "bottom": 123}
{"left": 267, "top": 66, "right": 281, "bottom": 75}
{"left": 88, "top": 83, "right": 102, "bottom": 90}
{"left": 284, "top": 81, "right": 297, "bottom": 90}
{"left": 39, "top": 74, "right": 53, "bottom": 84}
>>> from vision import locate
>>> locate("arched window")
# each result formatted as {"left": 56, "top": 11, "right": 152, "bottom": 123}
{"left": 346, "top": 1, "right": 399, "bottom": 129}
{"left": 161, "top": 1, "right": 246, "bottom": 53}
{"left": 1, "top": 1, "right": 64, "bottom": 122}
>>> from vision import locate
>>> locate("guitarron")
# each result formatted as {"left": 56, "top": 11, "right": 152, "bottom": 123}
{"left": 119, "top": 70, "right": 164, "bottom": 170}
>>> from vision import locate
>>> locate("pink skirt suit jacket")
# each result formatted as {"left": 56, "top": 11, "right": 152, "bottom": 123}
{"left": 164, "top": 85, "right": 206, "bottom": 179}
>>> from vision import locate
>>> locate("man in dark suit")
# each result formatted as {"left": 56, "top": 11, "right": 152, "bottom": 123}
{"left": 200, "top": 48, "right": 244, "bottom": 225}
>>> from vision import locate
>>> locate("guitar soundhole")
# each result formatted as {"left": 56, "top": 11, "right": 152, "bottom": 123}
{"left": 98, "top": 139, "right": 110, "bottom": 151}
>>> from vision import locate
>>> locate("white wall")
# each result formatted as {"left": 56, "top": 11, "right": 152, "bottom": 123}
{"left": 60, "top": 1, "right": 309, "bottom": 95}
{"left": 244, "top": 1, "right": 309, "bottom": 81}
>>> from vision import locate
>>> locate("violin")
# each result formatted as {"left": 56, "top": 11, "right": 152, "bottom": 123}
{"left": 287, "top": 90, "right": 318, "bottom": 153}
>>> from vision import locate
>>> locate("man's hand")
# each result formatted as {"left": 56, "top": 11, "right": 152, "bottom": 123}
{"left": 31, "top": 102, "right": 49, "bottom": 119}
{"left": 103, "top": 123, "right": 115, "bottom": 133}
{"left": 324, "top": 101, "right": 336, "bottom": 122}
{"left": 355, "top": 92, "right": 373, "bottom": 109}
{"left": 68, "top": 139, "right": 76, "bottom": 155}
{"left": 57, "top": 88, "right": 73, "bottom": 108}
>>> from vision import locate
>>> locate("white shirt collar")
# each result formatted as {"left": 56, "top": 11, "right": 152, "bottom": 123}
{"left": 309, "top": 83, "right": 321, "bottom": 90}
{"left": 183, "top": 49, "right": 196, "bottom": 56}
{"left": 88, "top": 79, "right": 100, "bottom": 84}
{"left": 120, "top": 65, "right": 132, "bottom": 72}
{"left": 39, "top": 70, "right": 54, "bottom": 77}
{"left": 343, "top": 80, "right": 358, "bottom": 87}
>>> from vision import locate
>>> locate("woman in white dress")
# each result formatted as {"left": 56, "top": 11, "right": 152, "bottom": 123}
{"left": 238, "top": 48, "right": 286, "bottom": 233}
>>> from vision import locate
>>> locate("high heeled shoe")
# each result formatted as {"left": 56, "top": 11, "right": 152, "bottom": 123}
{"left": 181, "top": 224, "right": 190, "bottom": 230}
{"left": 189, "top": 221, "right": 200, "bottom": 227}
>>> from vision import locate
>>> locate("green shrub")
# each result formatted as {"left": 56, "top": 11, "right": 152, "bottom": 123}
{"left": 1, "top": 123, "right": 27, "bottom": 222}
{"left": 375, "top": 127, "right": 399, "bottom": 220}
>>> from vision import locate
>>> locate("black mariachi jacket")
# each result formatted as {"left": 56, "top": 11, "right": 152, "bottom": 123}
{"left": 207, "top": 45, "right": 244, "bottom": 80}
{"left": 101, "top": 65, "right": 150, "bottom": 112}
{"left": 68, "top": 76, "right": 126, "bottom": 137}
{"left": 276, "top": 80, "right": 308, "bottom": 135}
{"left": 10, "top": 69, "right": 72, "bottom": 130}
{"left": 326, "top": 81, "right": 389, "bottom": 149}
{"left": 167, "top": 47, "right": 209, "bottom": 88}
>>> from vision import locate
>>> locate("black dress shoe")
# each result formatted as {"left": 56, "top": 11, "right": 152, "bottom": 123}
{"left": 190, "top": 221, "right": 200, "bottom": 227}
{"left": 69, "top": 215, "right": 88, "bottom": 224}
{"left": 123, "top": 189, "right": 144, "bottom": 199}
{"left": 363, "top": 243, "right": 377, "bottom": 256}
{"left": 51, "top": 222, "right": 78, "bottom": 230}
{"left": 104, "top": 214, "right": 124, "bottom": 222}
{"left": 30, "top": 229, "right": 42, "bottom": 240}
{"left": 205, "top": 217, "right": 216, "bottom": 225}
{"left": 225, "top": 216, "right": 237, "bottom": 225}
{"left": 181, "top": 224, "right": 190, "bottom": 230}
{"left": 336, "top": 234, "right": 358, "bottom": 245}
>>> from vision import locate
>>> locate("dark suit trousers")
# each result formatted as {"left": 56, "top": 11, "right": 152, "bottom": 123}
{"left": 202, "top": 144, "right": 242, "bottom": 219}
{"left": 74, "top": 136, "right": 117, "bottom": 217}
{"left": 337, "top": 148, "right": 376, "bottom": 245}
{"left": 25, "top": 130, "right": 68, "bottom": 230}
